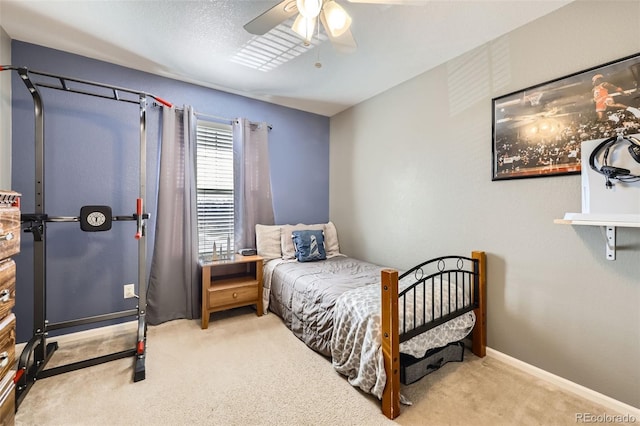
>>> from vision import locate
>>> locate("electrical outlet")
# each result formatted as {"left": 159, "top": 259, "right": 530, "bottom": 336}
{"left": 123, "top": 283, "right": 136, "bottom": 299}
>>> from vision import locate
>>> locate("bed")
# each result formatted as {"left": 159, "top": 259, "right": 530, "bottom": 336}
{"left": 256, "top": 222, "right": 486, "bottom": 419}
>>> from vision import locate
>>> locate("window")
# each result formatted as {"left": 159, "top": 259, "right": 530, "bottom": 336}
{"left": 196, "top": 121, "right": 234, "bottom": 257}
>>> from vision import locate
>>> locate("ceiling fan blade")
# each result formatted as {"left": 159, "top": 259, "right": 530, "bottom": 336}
{"left": 333, "top": 30, "right": 358, "bottom": 53}
{"left": 320, "top": 12, "right": 357, "bottom": 53}
{"left": 244, "top": 0, "right": 299, "bottom": 35}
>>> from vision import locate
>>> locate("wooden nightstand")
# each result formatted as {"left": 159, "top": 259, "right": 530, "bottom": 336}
{"left": 200, "top": 255, "right": 263, "bottom": 329}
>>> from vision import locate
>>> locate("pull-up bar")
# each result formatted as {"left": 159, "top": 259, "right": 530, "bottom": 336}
{"left": 0, "top": 65, "right": 173, "bottom": 107}
{"left": 1, "top": 65, "right": 173, "bottom": 410}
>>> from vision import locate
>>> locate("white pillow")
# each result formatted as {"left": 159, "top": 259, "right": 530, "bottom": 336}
{"left": 280, "top": 222, "right": 341, "bottom": 260}
{"left": 324, "top": 221, "right": 341, "bottom": 258}
{"left": 255, "top": 224, "right": 282, "bottom": 261}
{"left": 280, "top": 223, "right": 325, "bottom": 260}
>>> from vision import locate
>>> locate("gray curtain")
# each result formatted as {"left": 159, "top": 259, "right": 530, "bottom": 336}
{"left": 147, "top": 105, "right": 199, "bottom": 324}
{"left": 233, "top": 118, "right": 275, "bottom": 250}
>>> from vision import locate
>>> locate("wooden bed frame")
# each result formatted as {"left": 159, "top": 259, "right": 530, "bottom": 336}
{"left": 379, "top": 250, "right": 487, "bottom": 419}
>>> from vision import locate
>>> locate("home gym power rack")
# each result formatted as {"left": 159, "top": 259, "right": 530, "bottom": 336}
{"left": 0, "top": 65, "right": 173, "bottom": 408}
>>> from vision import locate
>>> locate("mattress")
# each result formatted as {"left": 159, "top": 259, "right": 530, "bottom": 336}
{"left": 266, "top": 256, "right": 383, "bottom": 356}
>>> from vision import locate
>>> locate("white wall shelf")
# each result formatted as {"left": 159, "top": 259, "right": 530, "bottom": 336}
{"left": 554, "top": 213, "right": 640, "bottom": 260}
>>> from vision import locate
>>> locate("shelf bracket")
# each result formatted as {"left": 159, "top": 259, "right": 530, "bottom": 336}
{"left": 605, "top": 226, "right": 616, "bottom": 261}
{"left": 555, "top": 213, "right": 640, "bottom": 261}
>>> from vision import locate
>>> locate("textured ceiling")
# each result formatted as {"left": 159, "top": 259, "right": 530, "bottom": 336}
{"left": 0, "top": 0, "right": 573, "bottom": 117}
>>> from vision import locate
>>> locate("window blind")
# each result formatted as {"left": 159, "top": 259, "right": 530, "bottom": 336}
{"left": 196, "top": 121, "right": 234, "bottom": 256}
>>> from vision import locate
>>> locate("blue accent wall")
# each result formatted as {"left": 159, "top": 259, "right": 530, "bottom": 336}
{"left": 11, "top": 41, "right": 330, "bottom": 342}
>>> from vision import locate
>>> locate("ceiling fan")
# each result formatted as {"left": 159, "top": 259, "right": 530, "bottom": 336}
{"left": 244, "top": 0, "right": 413, "bottom": 53}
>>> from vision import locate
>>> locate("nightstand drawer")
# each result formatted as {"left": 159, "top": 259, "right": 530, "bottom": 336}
{"left": 0, "top": 260, "right": 16, "bottom": 320}
{"left": 209, "top": 282, "right": 258, "bottom": 309}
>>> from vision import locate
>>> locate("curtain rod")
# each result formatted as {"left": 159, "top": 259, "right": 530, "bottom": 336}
{"left": 194, "top": 110, "right": 273, "bottom": 130}
{"left": 153, "top": 102, "right": 272, "bottom": 130}
{"left": 195, "top": 111, "right": 233, "bottom": 124}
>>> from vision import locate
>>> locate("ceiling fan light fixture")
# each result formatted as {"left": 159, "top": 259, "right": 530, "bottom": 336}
{"left": 292, "top": 13, "right": 316, "bottom": 44}
{"left": 322, "top": 1, "right": 352, "bottom": 38}
{"left": 296, "top": 0, "right": 323, "bottom": 19}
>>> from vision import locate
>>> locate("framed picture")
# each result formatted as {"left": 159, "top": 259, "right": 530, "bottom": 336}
{"left": 492, "top": 52, "right": 640, "bottom": 181}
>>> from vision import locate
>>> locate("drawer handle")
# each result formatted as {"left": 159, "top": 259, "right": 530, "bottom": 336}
{"left": 0, "top": 232, "right": 13, "bottom": 242}
{"left": 0, "top": 352, "right": 8, "bottom": 368}
{"left": 233, "top": 292, "right": 238, "bottom": 299}
{"left": 0, "top": 289, "right": 10, "bottom": 303}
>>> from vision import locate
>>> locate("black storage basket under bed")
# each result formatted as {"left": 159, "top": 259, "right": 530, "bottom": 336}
{"left": 400, "top": 341, "right": 465, "bottom": 385}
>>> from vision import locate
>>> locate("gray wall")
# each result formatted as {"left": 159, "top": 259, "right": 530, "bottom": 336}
{"left": 0, "top": 26, "right": 10, "bottom": 188}
{"left": 330, "top": 0, "right": 639, "bottom": 408}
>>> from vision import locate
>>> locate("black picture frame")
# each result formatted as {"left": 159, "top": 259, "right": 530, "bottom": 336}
{"left": 492, "top": 52, "right": 640, "bottom": 181}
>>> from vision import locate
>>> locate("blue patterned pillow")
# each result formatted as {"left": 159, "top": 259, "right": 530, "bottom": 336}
{"left": 291, "top": 230, "right": 327, "bottom": 262}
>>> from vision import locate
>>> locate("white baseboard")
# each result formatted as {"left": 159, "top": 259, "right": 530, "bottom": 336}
{"left": 486, "top": 347, "right": 640, "bottom": 418}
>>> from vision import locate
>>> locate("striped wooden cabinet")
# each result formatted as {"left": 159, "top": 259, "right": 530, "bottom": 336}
{"left": 0, "top": 190, "right": 20, "bottom": 426}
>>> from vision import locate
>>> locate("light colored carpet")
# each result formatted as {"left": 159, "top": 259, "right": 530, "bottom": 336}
{"left": 15, "top": 307, "right": 621, "bottom": 426}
